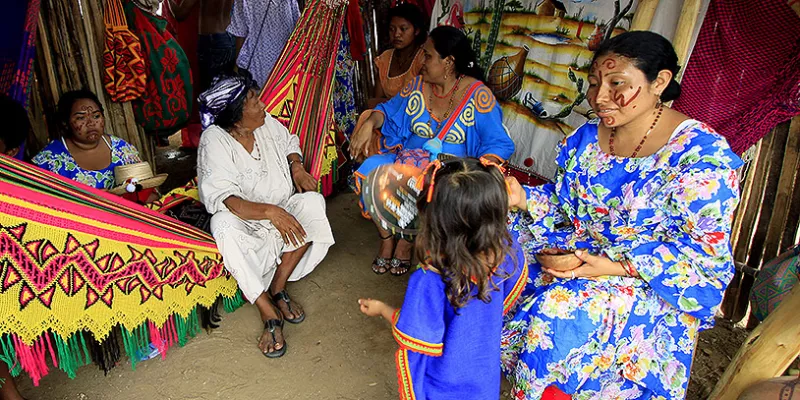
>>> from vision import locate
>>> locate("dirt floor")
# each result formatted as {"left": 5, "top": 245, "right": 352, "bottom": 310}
{"left": 14, "top": 140, "right": 752, "bottom": 400}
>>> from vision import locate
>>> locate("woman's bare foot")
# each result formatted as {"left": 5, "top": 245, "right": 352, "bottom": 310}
{"left": 272, "top": 289, "right": 305, "bottom": 323}
{"left": 258, "top": 318, "right": 286, "bottom": 358}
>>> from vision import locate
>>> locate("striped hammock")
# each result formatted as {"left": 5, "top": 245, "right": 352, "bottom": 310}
{"left": 260, "top": 0, "right": 348, "bottom": 183}
{"left": 0, "top": 155, "right": 242, "bottom": 385}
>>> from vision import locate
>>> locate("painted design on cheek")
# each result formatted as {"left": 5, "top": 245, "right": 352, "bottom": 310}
{"left": 613, "top": 86, "right": 641, "bottom": 108}
{"left": 603, "top": 117, "right": 616, "bottom": 125}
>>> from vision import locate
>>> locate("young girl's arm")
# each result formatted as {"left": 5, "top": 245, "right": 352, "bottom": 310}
{"left": 358, "top": 298, "right": 397, "bottom": 322}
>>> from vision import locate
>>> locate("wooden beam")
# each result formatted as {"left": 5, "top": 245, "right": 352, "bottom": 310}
{"left": 710, "top": 284, "right": 800, "bottom": 399}
{"left": 630, "top": 0, "right": 659, "bottom": 31}
{"left": 730, "top": 141, "right": 762, "bottom": 253}
{"left": 672, "top": 0, "right": 703, "bottom": 77}
{"left": 722, "top": 133, "right": 773, "bottom": 318}
{"left": 762, "top": 117, "right": 800, "bottom": 260}
{"left": 732, "top": 123, "right": 791, "bottom": 321}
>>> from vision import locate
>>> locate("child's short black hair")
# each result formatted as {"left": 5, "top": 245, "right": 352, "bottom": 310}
{"left": 416, "top": 157, "right": 512, "bottom": 309}
{"left": 0, "top": 93, "right": 30, "bottom": 152}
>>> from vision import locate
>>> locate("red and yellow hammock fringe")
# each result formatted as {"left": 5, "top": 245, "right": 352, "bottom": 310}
{"left": 0, "top": 155, "right": 242, "bottom": 385}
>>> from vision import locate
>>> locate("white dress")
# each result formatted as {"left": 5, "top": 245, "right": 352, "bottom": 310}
{"left": 197, "top": 115, "right": 335, "bottom": 303}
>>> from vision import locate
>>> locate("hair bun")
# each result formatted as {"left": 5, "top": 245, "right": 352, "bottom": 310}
{"left": 661, "top": 78, "right": 681, "bottom": 102}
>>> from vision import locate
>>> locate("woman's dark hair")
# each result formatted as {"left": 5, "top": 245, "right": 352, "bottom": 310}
{"left": 214, "top": 72, "right": 260, "bottom": 131}
{"left": 416, "top": 157, "right": 513, "bottom": 310}
{"left": 429, "top": 26, "right": 484, "bottom": 81}
{"left": 57, "top": 89, "right": 104, "bottom": 137}
{"left": 388, "top": 3, "right": 428, "bottom": 45}
{"left": 0, "top": 93, "right": 30, "bottom": 151}
{"left": 592, "top": 31, "right": 682, "bottom": 102}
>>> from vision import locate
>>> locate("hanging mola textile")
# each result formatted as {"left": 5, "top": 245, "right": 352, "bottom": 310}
{"left": 0, "top": 0, "right": 40, "bottom": 106}
{"left": 429, "top": 0, "right": 638, "bottom": 183}
{"left": 259, "top": 0, "right": 349, "bottom": 195}
{"left": 0, "top": 155, "right": 242, "bottom": 386}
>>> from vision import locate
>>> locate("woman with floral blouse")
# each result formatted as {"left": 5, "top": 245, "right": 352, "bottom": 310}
{"left": 502, "top": 31, "right": 742, "bottom": 400}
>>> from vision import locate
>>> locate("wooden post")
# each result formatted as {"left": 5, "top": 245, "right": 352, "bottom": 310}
{"left": 710, "top": 284, "right": 800, "bottom": 400}
{"left": 630, "top": 0, "right": 659, "bottom": 31}
{"left": 672, "top": 0, "right": 703, "bottom": 77}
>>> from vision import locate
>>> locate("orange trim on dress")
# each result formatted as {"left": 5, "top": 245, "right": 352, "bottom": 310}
{"left": 503, "top": 261, "right": 529, "bottom": 315}
{"left": 395, "top": 348, "right": 417, "bottom": 400}
{"left": 392, "top": 309, "right": 444, "bottom": 357}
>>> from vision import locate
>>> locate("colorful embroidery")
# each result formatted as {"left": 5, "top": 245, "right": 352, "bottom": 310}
{"left": 395, "top": 348, "right": 417, "bottom": 400}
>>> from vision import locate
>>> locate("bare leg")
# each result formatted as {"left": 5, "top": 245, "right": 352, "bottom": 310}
{"left": 254, "top": 292, "right": 284, "bottom": 355}
{"left": 269, "top": 243, "right": 310, "bottom": 321}
{"left": 372, "top": 221, "right": 395, "bottom": 274}
{"left": 0, "top": 363, "right": 23, "bottom": 400}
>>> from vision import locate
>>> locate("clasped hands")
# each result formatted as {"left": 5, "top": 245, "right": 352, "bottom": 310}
{"left": 506, "top": 175, "right": 629, "bottom": 279}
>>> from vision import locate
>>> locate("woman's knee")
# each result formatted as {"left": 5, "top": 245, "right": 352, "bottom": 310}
{"left": 210, "top": 211, "right": 242, "bottom": 238}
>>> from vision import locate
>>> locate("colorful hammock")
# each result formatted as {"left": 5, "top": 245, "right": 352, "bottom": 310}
{"left": 0, "top": 156, "right": 242, "bottom": 386}
{"left": 259, "top": 0, "right": 348, "bottom": 190}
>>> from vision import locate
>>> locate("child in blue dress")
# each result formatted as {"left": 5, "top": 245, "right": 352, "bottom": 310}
{"left": 358, "top": 157, "right": 529, "bottom": 400}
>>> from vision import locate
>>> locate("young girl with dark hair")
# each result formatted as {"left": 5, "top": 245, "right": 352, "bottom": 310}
{"left": 359, "top": 157, "right": 528, "bottom": 400}
{"left": 502, "top": 30, "right": 742, "bottom": 399}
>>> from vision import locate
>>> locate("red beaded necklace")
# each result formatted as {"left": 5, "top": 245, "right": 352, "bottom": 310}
{"left": 609, "top": 105, "right": 664, "bottom": 158}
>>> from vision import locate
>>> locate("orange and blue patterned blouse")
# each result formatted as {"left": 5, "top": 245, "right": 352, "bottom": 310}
{"left": 354, "top": 76, "right": 515, "bottom": 215}
{"left": 392, "top": 243, "right": 528, "bottom": 400}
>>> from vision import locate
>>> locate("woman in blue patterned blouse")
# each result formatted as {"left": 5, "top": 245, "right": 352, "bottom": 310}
{"left": 33, "top": 90, "right": 142, "bottom": 190}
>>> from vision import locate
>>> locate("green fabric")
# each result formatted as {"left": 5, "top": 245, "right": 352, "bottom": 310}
{"left": 124, "top": 2, "right": 193, "bottom": 136}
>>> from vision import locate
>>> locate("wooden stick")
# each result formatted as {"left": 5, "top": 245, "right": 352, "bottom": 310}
{"left": 630, "top": 0, "right": 659, "bottom": 31}
{"left": 762, "top": 117, "right": 800, "bottom": 260}
{"left": 710, "top": 284, "right": 800, "bottom": 399}
{"left": 672, "top": 0, "right": 703, "bottom": 78}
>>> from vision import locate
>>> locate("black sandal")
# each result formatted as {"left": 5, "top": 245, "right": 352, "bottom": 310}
{"left": 262, "top": 319, "right": 286, "bottom": 358}
{"left": 389, "top": 258, "right": 412, "bottom": 276}
{"left": 372, "top": 233, "right": 394, "bottom": 275}
{"left": 272, "top": 289, "right": 305, "bottom": 324}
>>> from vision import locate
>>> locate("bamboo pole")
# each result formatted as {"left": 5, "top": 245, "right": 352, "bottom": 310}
{"left": 672, "top": 0, "right": 703, "bottom": 77}
{"left": 729, "top": 140, "right": 762, "bottom": 251}
{"left": 731, "top": 123, "right": 791, "bottom": 321}
{"left": 762, "top": 117, "right": 800, "bottom": 260}
{"left": 722, "top": 132, "right": 774, "bottom": 318}
{"left": 710, "top": 284, "right": 800, "bottom": 400}
{"left": 630, "top": 0, "right": 659, "bottom": 31}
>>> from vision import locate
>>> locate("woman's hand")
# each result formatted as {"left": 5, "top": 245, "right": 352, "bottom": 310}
{"left": 349, "top": 120, "right": 375, "bottom": 160}
{"left": 264, "top": 204, "right": 307, "bottom": 247}
{"left": 506, "top": 176, "right": 527, "bottom": 210}
{"left": 358, "top": 298, "right": 395, "bottom": 320}
{"left": 543, "top": 250, "right": 628, "bottom": 279}
{"left": 292, "top": 163, "right": 318, "bottom": 193}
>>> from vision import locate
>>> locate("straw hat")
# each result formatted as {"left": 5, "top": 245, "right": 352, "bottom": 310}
{"left": 108, "top": 162, "right": 168, "bottom": 195}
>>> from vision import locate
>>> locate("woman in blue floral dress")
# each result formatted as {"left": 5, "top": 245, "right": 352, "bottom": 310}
{"left": 33, "top": 90, "right": 142, "bottom": 190}
{"left": 501, "top": 32, "right": 743, "bottom": 399}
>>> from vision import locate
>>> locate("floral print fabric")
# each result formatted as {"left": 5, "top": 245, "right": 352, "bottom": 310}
{"left": 33, "top": 136, "right": 142, "bottom": 190}
{"left": 502, "top": 119, "right": 743, "bottom": 399}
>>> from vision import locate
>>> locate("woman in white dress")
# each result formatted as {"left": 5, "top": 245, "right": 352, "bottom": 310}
{"left": 197, "top": 76, "right": 335, "bottom": 358}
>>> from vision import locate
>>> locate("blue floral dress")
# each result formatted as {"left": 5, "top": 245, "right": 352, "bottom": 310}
{"left": 33, "top": 135, "right": 142, "bottom": 190}
{"left": 502, "top": 119, "right": 743, "bottom": 399}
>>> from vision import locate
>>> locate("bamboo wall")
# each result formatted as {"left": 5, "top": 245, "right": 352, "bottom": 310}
{"left": 722, "top": 116, "right": 800, "bottom": 324}
{"left": 28, "top": 0, "right": 154, "bottom": 166}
